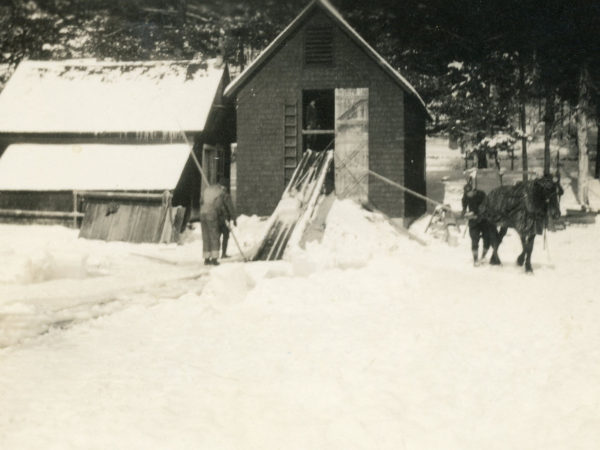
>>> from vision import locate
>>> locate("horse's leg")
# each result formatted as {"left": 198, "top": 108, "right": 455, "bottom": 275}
{"left": 517, "top": 233, "right": 526, "bottom": 266}
{"left": 489, "top": 224, "right": 502, "bottom": 265}
{"left": 469, "top": 225, "right": 479, "bottom": 266}
{"left": 524, "top": 234, "right": 535, "bottom": 273}
{"left": 498, "top": 226, "right": 508, "bottom": 244}
{"left": 481, "top": 222, "right": 491, "bottom": 260}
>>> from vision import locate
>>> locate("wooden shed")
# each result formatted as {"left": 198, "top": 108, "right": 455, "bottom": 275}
{"left": 224, "top": 0, "right": 429, "bottom": 221}
{"left": 0, "top": 58, "right": 234, "bottom": 234}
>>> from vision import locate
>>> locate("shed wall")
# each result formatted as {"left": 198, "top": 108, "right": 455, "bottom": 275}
{"left": 235, "top": 9, "right": 413, "bottom": 217}
{"left": 0, "top": 191, "right": 74, "bottom": 212}
{"left": 403, "top": 95, "right": 427, "bottom": 221}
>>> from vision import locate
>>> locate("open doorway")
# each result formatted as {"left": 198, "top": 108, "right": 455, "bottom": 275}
{"left": 303, "top": 90, "right": 335, "bottom": 193}
{"left": 302, "top": 90, "right": 335, "bottom": 152}
{"left": 201, "top": 144, "right": 224, "bottom": 189}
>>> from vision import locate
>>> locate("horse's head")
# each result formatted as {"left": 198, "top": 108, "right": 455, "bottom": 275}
{"left": 534, "top": 174, "right": 563, "bottom": 219}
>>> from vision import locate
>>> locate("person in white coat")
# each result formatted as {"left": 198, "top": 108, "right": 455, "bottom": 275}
{"left": 199, "top": 182, "right": 234, "bottom": 265}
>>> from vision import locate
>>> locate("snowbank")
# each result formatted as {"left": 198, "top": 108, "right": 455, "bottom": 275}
{"left": 2, "top": 210, "right": 599, "bottom": 449}
{"left": 286, "top": 199, "right": 416, "bottom": 273}
{"left": 0, "top": 226, "right": 94, "bottom": 284}
{"left": 0, "top": 249, "right": 90, "bottom": 284}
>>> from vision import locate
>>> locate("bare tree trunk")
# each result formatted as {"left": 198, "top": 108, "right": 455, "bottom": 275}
{"left": 178, "top": 0, "right": 187, "bottom": 54}
{"left": 519, "top": 57, "right": 528, "bottom": 182}
{"left": 577, "top": 62, "right": 591, "bottom": 206}
{"left": 596, "top": 103, "right": 600, "bottom": 179}
{"left": 559, "top": 101, "right": 564, "bottom": 141}
{"left": 543, "top": 86, "right": 555, "bottom": 175}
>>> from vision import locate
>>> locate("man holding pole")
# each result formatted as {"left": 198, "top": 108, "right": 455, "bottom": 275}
{"left": 199, "top": 179, "right": 235, "bottom": 266}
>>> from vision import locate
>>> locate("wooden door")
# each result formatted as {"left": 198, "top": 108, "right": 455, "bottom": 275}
{"left": 334, "top": 88, "right": 369, "bottom": 202}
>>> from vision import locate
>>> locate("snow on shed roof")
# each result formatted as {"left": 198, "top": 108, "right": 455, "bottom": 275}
{"left": 0, "top": 143, "right": 191, "bottom": 191}
{"left": 0, "top": 59, "right": 225, "bottom": 134}
{"left": 224, "top": 0, "right": 430, "bottom": 118}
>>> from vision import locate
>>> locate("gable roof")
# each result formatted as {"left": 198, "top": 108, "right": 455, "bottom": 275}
{"left": 0, "top": 59, "right": 225, "bottom": 134}
{"left": 224, "top": 0, "right": 429, "bottom": 117}
{"left": 0, "top": 143, "right": 191, "bottom": 191}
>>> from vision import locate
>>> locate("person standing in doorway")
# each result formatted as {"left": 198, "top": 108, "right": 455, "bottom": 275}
{"left": 306, "top": 99, "right": 319, "bottom": 150}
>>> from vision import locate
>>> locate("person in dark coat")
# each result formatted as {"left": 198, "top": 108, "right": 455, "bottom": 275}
{"left": 306, "top": 99, "right": 319, "bottom": 150}
{"left": 461, "top": 181, "right": 491, "bottom": 265}
{"left": 473, "top": 146, "right": 488, "bottom": 169}
{"left": 200, "top": 182, "right": 234, "bottom": 265}
{"left": 217, "top": 178, "right": 236, "bottom": 258}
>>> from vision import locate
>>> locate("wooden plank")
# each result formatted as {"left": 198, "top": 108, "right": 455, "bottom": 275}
{"left": 301, "top": 130, "right": 336, "bottom": 135}
{"left": 109, "top": 203, "right": 132, "bottom": 242}
{"left": 254, "top": 150, "right": 333, "bottom": 261}
{"left": 78, "top": 198, "right": 170, "bottom": 243}
{"left": 0, "top": 209, "right": 84, "bottom": 219}
{"left": 78, "top": 191, "right": 165, "bottom": 202}
{"left": 335, "top": 88, "right": 369, "bottom": 202}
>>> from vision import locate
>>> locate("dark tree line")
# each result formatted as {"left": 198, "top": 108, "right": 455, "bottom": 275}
{"left": 1, "top": 0, "right": 599, "bottom": 199}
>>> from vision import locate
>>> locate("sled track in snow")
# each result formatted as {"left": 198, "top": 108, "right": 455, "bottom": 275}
{"left": 0, "top": 270, "right": 210, "bottom": 349}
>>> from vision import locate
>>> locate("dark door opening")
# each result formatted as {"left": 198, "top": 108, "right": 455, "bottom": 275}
{"left": 302, "top": 90, "right": 335, "bottom": 152}
{"left": 302, "top": 89, "right": 335, "bottom": 193}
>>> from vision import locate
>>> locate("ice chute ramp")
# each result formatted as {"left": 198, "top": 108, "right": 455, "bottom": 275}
{"left": 253, "top": 150, "right": 333, "bottom": 261}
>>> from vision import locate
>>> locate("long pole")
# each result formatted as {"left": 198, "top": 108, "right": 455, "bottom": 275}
{"left": 178, "top": 130, "right": 210, "bottom": 188}
{"left": 367, "top": 170, "right": 447, "bottom": 209}
{"left": 227, "top": 221, "right": 248, "bottom": 262}
{"left": 165, "top": 97, "right": 248, "bottom": 262}
{"left": 163, "top": 95, "right": 210, "bottom": 188}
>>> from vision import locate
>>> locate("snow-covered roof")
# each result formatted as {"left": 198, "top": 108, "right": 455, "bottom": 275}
{"left": 224, "top": 0, "right": 430, "bottom": 118}
{"left": 0, "top": 143, "right": 191, "bottom": 191}
{"left": 0, "top": 59, "right": 225, "bottom": 134}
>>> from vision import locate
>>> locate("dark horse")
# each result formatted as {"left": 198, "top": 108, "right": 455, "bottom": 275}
{"left": 480, "top": 174, "right": 563, "bottom": 273}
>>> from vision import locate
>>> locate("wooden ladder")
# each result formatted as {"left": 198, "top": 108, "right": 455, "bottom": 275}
{"left": 283, "top": 101, "right": 298, "bottom": 185}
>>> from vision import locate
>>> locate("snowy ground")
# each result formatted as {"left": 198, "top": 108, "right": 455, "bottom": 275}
{"left": 1, "top": 138, "right": 600, "bottom": 449}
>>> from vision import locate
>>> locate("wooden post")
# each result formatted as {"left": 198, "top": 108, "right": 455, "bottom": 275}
{"left": 543, "top": 86, "right": 555, "bottom": 176}
{"left": 595, "top": 103, "right": 600, "bottom": 179}
{"left": 519, "top": 56, "right": 529, "bottom": 183}
{"left": 576, "top": 62, "right": 590, "bottom": 207}
{"left": 72, "top": 191, "right": 78, "bottom": 228}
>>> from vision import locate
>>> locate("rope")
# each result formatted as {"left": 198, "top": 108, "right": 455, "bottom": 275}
{"left": 366, "top": 168, "right": 461, "bottom": 235}
{"left": 367, "top": 170, "right": 448, "bottom": 209}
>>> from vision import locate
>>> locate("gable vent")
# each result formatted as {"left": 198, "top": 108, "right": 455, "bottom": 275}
{"left": 305, "top": 26, "right": 333, "bottom": 65}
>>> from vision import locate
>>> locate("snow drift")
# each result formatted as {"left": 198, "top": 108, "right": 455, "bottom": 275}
{"left": 1, "top": 143, "right": 600, "bottom": 449}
